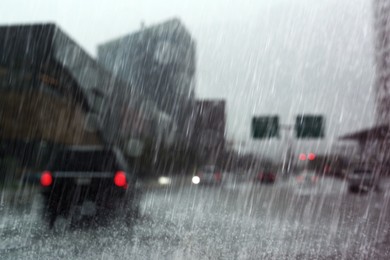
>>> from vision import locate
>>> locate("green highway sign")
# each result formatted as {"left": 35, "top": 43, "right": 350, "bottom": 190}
{"left": 251, "top": 116, "right": 279, "bottom": 139}
{"left": 295, "top": 115, "right": 325, "bottom": 138}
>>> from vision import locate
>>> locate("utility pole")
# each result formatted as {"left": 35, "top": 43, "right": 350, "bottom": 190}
{"left": 280, "top": 124, "right": 294, "bottom": 176}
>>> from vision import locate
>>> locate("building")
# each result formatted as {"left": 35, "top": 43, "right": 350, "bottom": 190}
{"left": 0, "top": 23, "right": 115, "bottom": 173}
{"left": 373, "top": 0, "right": 390, "bottom": 124}
{"left": 339, "top": 1, "right": 390, "bottom": 173}
{"left": 192, "top": 99, "right": 226, "bottom": 163}
{"left": 0, "top": 23, "right": 104, "bottom": 147}
{"left": 0, "top": 23, "right": 169, "bottom": 171}
{"left": 97, "top": 19, "right": 196, "bottom": 142}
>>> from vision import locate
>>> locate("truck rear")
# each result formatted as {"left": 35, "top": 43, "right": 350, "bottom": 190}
{"left": 39, "top": 146, "right": 139, "bottom": 228}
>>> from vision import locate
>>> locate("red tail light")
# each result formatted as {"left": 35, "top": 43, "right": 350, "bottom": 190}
{"left": 40, "top": 171, "right": 53, "bottom": 187}
{"left": 296, "top": 175, "right": 304, "bottom": 182}
{"left": 114, "top": 171, "right": 127, "bottom": 188}
{"left": 214, "top": 172, "right": 222, "bottom": 181}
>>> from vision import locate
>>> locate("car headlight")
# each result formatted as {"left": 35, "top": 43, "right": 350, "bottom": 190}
{"left": 158, "top": 176, "right": 172, "bottom": 185}
{"left": 192, "top": 176, "right": 200, "bottom": 184}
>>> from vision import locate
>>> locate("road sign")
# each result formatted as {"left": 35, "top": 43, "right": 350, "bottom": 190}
{"left": 295, "top": 115, "right": 325, "bottom": 138}
{"left": 251, "top": 116, "right": 279, "bottom": 139}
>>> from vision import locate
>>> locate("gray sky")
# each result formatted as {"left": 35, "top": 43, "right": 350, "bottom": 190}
{"left": 1, "top": 0, "right": 377, "bottom": 156}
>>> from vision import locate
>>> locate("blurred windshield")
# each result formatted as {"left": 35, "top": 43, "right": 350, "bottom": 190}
{"left": 1, "top": 0, "right": 390, "bottom": 259}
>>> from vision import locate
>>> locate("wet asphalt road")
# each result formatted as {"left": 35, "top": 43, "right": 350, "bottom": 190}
{"left": 1, "top": 175, "right": 390, "bottom": 259}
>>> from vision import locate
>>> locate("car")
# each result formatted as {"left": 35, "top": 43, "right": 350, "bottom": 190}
{"left": 39, "top": 146, "right": 140, "bottom": 229}
{"left": 192, "top": 165, "right": 222, "bottom": 185}
{"left": 255, "top": 170, "right": 276, "bottom": 183}
{"left": 295, "top": 170, "right": 319, "bottom": 185}
{"left": 347, "top": 168, "right": 380, "bottom": 193}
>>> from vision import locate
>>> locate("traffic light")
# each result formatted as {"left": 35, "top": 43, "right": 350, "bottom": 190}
{"left": 295, "top": 115, "right": 325, "bottom": 138}
{"left": 251, "top": 116, "right": 279, "bottom": 139}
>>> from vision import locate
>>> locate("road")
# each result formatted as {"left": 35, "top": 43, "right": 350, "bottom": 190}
{"left": 1, "top": 174, "right": 390, "bottom": 259}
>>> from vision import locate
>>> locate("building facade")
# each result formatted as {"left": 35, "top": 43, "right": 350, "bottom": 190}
{"left": 373, "top": 0, "right": 390, "bottom": 124}
{"left": 192, "top": 99, "right": 226, "bottom": 163}
{"left": 0, "top": 23, "right": 167, "bottom": 169}
{"left": 98, "top": 19, "right": 196, "bottom": 143}
{"left": 0, "top": 23, "right": 103, "bottom": 146}
{"left": 339, "top": 1, "right": 390, "bottom": 173}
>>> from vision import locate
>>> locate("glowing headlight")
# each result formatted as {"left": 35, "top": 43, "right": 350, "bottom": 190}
{"left": 158, "top": 176, "right": 172, "bottom": 185}
{"left": 192, "top": 176, "right": 200, "bottom": 184}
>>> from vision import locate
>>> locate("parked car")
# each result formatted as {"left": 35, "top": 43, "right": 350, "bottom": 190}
{"left": 39, "top": 146, "right": 140, "bottom": 229}
{"left": 347, "top": 168, "right": 380, "bottom": 193}
{"left": 192, "top": 165, "right": 222, "bottom": 185}
{"left": 256, "top": 171, "right": 276, "bottom": 183}
{"left": 295, "top": 170, "right": 319, "bottom": 185}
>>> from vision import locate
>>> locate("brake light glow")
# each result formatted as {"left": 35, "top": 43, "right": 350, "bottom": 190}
{"left": 308, "top": 153, "right": 316, "bottom": 161}
{"left": 214, "top": 172, "right": 222, "bottom": 181}
{"left": 114, "top": 171, "right": 127, "bottom": 187}
{"left": 40, "top": 171, "right": 53, "bottom": 187}
{"left": 299, "top": 154, "right": 307, "bottom": 161}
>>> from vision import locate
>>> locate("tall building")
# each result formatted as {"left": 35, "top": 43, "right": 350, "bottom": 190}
{"left": 0, "top": 23, "right": 168, "bottom": 166}
{"left": 192, "top": 100, "right": 226, "bottom": 163}
{"left": 97, "top": 19, "right": 196, "bottom": 141}
{"left": 0, "top": 23, "right": 104, "bottom": 146}
{"left": 373, "top": 0, "right": 390, "bottom": 124}
{"left": 340, "top": 1, "right": 390, "bottom": 172}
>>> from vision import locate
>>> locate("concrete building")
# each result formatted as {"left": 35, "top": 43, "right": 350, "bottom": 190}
{"left": 373, "top": 0, "right": 390, "bottom": 124}
{"left": 0, "top": 23, "right": 103, "bottom": 147}
{"left": 97, "top": 19, "right": 196, "bottom": 142}
{"left": 340, "top": 1, "right": 390, "bottom": 173}
{"left": 192, "top": 99, "right": 226, "bottom": 163}
{"left": 0, "top": 23, "right": 166, "bottom": 169}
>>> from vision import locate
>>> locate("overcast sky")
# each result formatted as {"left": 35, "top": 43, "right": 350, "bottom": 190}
{"left": 0, "top": 0, "right": 377, "bottom": 156}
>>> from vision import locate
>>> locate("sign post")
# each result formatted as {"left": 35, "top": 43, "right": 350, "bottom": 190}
{"left": 251, "top": 114, "right": 325, "bottom": 176}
